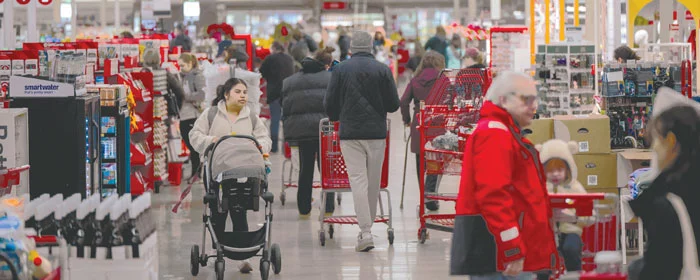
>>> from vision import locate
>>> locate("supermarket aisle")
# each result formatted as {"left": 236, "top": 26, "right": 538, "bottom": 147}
{"left": 154, "top": 110, "right": 461, "bottom": 280}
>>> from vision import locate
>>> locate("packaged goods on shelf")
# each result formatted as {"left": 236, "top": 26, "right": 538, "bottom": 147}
{"left": 535, "top": 43, "right": 599, "bottom": 117}
{"left": 489, "top": 26, "right": 530, "bottom": 74}
{"left": 0, "top": 109, "right": 29, "bottom": 195}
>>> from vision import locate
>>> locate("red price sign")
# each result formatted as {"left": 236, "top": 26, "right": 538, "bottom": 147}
{"left": 16, "top": 0, "right": 30, "bottom": 4}
{"left": 323, "top": 1, "right": 346, "bottom": 10}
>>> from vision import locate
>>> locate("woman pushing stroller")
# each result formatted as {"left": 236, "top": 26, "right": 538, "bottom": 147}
{"left": 189, "top": 77, "right": 272, "bottom": 273}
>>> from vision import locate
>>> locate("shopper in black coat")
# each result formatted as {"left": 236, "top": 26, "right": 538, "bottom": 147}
{"left": 281, "top": 47, "right": 337, "bottom": 216}
{"left": 324, "top": 41, "right": 400, "bottom": 140}
{"left": 260, "top": 41, "right": 296, "bottom": 153}
{"left": 627, "top": 89, "right": 700, "bottom": 280}
{"left": 424, "top": 26, "right": 449, "bottom": 65}
{"left": 324, "top": 31, "right": 399, "bottom": 252}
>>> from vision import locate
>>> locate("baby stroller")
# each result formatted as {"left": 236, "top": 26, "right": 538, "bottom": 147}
{"left": 190, "top": 135, "right": 281, "bottom": 280}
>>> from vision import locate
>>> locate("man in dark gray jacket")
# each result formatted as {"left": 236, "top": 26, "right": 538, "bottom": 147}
{"left": 324, "top": 30, "right": 400, "bottom": 252}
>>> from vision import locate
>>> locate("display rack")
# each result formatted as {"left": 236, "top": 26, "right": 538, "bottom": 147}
{"left": 536, "top": 43, "right": 598, "bottom": 117}
{"left": 488, "top": 26, "right": 530, "bottom": 74}
{"left": 600, "top": 60, "right": 692, "bottom": 148}
{"left": 110, "top": 73, "right": 155, "bottom": 195}
{"left": 148, "top": 69, "right": 169, "bottom": 190}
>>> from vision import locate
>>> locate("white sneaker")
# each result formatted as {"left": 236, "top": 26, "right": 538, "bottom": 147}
{"left": 238, "top": 260, "right": 253, "bottom": 273}
{"left": 355, "top": 232, "right": 375, "bottom": 252}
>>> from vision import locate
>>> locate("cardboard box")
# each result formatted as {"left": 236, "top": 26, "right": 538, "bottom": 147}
{"left": 574, "top": 153, "right": 617, "bottom": 189}
{"left": 615, "top": 149, "right": 652, "bottom": 190}
{"left": 523, "top": 118, "right": 554, "bottom": 145}
{"left": 554, "top": 115, "right": 611, "bottom": 154}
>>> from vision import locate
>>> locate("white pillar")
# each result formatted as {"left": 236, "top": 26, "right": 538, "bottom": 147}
{"left": 658, "top": 0, "right": 673, "bottom": 43}
{"left": 101, "top": 0, "right": 107, "bottom": 28}
{"left": 71, "top": 0, "right": 78, "bottom": 39}
{"left": 114, "top": 0, "right": 121, "bottom": 29}
{"left": 3, "top": 0, "right": 15, "bottom": 50}
{"left": 468, "top": 0, "right": 477, "bottom": 23}
{"left": 453, "top": 0, "right": 460, "bottom": 24}
{"left": 27, "top": 0, "right": 38, "bottom": 42}
{"left": 353, "top": 0, "right": 359, "bottom": 27}
{"left": 53, "top": 0, "right": 61, "bottom": 24}
{"left": 490, "top": 0, "right": 501, "bottom": 20}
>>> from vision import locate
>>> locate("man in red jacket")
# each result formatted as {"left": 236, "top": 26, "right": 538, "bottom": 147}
{"left": 450, "top": 71, "right": 559, "bottom": 279}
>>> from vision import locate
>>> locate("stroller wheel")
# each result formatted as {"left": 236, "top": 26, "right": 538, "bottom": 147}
{"left": 260, "top": 260, "right": 271, "bottom": 280}
{"left": 388, "top": 229, "right": 395, "bottom": 245}
{"left": 190, "top": 245, "right": 200, "bottom": 276}
{"left": 271, "top": 243, "right": 282, "bottom": 274}
{"left": 215, "top": 260, "right": 225, "bottom": 280}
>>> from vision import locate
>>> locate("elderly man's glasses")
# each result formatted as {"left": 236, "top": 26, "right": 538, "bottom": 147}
{"left": 511, "top": 92, "right": 539, "bottom": 105}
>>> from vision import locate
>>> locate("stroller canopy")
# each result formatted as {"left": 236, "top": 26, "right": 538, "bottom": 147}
{"left": 209, "top": 137, "right": 266, "bottom": 182}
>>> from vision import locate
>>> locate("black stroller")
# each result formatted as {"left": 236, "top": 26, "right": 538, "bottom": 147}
{"left": 190, "top": 135, "right": 281, "bottom": 280}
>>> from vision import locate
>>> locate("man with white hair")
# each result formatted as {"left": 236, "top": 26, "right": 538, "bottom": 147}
{"left": 450, "top": 72, "right": 559, "bottom": 279}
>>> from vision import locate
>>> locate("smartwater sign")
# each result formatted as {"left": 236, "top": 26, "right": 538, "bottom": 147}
{"left": 9, "top": 76, "right": 79, "bottom": 98}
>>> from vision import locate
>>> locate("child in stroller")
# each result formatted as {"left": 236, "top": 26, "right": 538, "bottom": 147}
{"left": 189, "top": 78, "right": 277, "bottom": 279}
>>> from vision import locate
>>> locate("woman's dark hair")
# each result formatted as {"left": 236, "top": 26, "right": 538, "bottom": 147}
{"left": 212, "top": 78, "right": 247, "bottom": 106}
{"left": 313, "top": 46, "right": 336, "bottom": 66}
{"left": 650, "top": 105, "right": 700, "bottom": 195}
{"left": 614, "top": 45, "right": 640, "bottom": 62}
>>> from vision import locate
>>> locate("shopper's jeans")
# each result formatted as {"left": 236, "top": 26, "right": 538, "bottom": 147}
{"left": 470, "top": 272, "right": 534, "bottom": 280}
{"left": 298, "top": 140, "right": 335, "bottom": 215}
{"left": 269, "top": 99, "right": 281, "bottom": 152}
{"left": 560, "top": 233, "right": 583, "bottom": 271}
{"left": 180, "top": 118, "right": 200, "bottom": 177}
{"left": 340, "top": 139, "right": 386, "bottom": 234}
{"left": 415, "top": 153, "right": 439, "bottom": 208}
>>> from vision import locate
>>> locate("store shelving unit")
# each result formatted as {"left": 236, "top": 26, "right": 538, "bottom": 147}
{"left": 489, "top": 26, "right": 530, "bottom": 74}
{"left": 536, "top": 43, "right": 597, "bottom": 117}
{"left": 148, "top": 70, "right": 169, "bottom": 192}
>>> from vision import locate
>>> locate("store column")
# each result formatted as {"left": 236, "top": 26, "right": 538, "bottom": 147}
{"left": 27, "top": 0, "right": 38, "bottom": 42}
{"left": 71, "top": 0, "right": 78, "bottom": 39}
{"left": 659, "top": 0, "right": 673, "bottom": 42}
{"left": 114, "top": 0, "right": 120, "bottom": 29}
{"left": 197, "top": 1, "right": 217, "bottom": 33}
{"left": 2, "top": 0, "right": 14, "bottom": 50}
{"left": 453, "top": 0, "right": 459, "bottom": 24}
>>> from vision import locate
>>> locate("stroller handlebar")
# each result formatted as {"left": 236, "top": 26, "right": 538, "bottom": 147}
{"left": 203, "top": 135, "right": 264, "bottom": 158}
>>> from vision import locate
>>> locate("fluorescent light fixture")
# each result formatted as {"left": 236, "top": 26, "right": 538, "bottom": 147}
{"left": 372, "top": 20, "right": 384, "bottom": 27}
{"left": 183, "top": 1, "right": 200, "bottom": 18}
{"left": 60, "top": 3, "right": 72, "bottom": 19}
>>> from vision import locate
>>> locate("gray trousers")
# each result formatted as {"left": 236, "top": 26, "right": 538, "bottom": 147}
{"left": 340, "top": 139, "right": 386, "bottom": 234}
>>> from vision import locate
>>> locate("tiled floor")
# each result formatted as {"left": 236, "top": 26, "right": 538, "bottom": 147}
{"left": 155, "top": 111, "right": 462, "bottom": 280}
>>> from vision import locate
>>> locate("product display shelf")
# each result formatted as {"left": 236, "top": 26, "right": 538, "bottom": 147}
{"left": 535, "top": 43, "right": 597, "bottom": 117}
{"left": 110, "top": 73, "right": 154, "bottom": 195}
{"left": 145, "top": 69, "right": 169, "bottom": 190}
{"left": 488, "top": 26, "right": 530, "bottom": 74}
{"left": 600, "top": 60, "right": 692, "bottom": 149}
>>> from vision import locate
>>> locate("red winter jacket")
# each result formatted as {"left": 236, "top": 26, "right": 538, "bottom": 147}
{"left": 451, "top": 101, "right": 558, "bottom": 275}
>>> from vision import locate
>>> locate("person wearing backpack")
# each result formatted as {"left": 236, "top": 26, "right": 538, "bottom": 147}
{"left": 188, "top": 77, "right": 271, "bottom": 273}
{"left": 627, "top": 88, "right": 700, "bottom": 280}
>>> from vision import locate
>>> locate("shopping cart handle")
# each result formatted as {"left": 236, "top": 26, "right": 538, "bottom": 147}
{"left": 549, "top": 193, "right": 609, "bottom": 217}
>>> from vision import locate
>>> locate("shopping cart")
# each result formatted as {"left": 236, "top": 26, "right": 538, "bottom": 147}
{"left": 0, "top": 165, "right": 30, "bottom": 196}
{"left": 279, "top": 142, "right": 339, "bottom": 206}
{"left": 417, "top": 68, "right": 491, "bottom": 243}
{"left": 317, "top": 118, "right": 393, "bottom": 246}
{"left": 549, "top": 193, "right": 625, "bottom": 280}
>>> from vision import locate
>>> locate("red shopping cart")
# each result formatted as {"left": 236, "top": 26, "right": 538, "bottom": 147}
{"left": 317, "top": 118, "right": 393, "bottom": 246}
{"left": 417, "top": 68, "right": 491, "bottom": 243}
{"left": 0, "top": 165, "right": 30, "bottom": 196}
{"left": 549, "top": 193, "right": 625, "bottom": 280}
{"left": 279, "top": 142, "right": 338, "bottom": 206}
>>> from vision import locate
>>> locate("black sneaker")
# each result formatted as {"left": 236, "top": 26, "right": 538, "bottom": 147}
{"left": 426, "top": 201, "right": 440, "bottom": 211}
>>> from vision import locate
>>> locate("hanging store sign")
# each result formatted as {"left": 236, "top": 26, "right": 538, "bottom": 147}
{"left": 323, "top": 1, "right": 347, "bottom": 10}
{"left": 38, "top": 0, "right": 52, "bottom": 5}
{"left": 16, "top": 0, "right": 30, "bottom": 5}
{"left": 687, "top": 10, "right": 694, "bottom": 20}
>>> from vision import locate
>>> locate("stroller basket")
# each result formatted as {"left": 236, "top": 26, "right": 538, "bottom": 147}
{"left": 212, "top": 224, "right": 268, "bottom": 260}
{"left": 210, "top": 177, "right": 264, "bottom": 212}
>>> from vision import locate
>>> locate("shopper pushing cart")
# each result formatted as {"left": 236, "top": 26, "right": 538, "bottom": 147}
{"left": 324, "top": 30, "right": 400, "bottom": 252}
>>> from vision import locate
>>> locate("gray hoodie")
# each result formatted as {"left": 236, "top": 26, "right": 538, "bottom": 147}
{"left": 179, "top": 68, "right": 206, "bottom": 121}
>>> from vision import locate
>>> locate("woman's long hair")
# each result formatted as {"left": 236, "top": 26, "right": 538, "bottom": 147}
{"left": 212, "top": 78, "right": 247, "bottom": 107}
{"left": 650, "top": 105, "right": 700, "bottom": 196}
{"left": 414, "top": 50, "right": 446, "bottom": 77}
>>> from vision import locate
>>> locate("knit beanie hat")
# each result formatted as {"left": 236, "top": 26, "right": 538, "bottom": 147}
{"left": 350, "top": 31, "right": 373, "bottom": 54}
